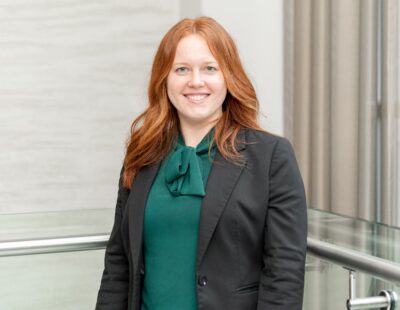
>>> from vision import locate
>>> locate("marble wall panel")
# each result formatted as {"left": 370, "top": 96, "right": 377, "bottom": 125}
{"left": 0, "top": 0, "right": 180, "bottom": 213}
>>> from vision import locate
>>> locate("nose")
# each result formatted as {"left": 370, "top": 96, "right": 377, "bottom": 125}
{"left": 188, "top": 70, "right": 205, "bottom": 88}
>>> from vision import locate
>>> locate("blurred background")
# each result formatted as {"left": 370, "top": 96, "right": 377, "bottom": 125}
{"left": 0, "top": 0, "right": 399, "bottom": 309}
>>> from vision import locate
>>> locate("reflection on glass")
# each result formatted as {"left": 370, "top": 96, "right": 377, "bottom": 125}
{"left": 304, "top": 208, "right": 400, "bottom": 309}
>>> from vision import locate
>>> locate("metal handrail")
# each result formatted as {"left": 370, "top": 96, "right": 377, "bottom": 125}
{"left": 2, "top": 233, "right": 400, "bottom": 287}
{"left": 0, "top": 234, "right": 108, "bottom": 257}
{"left": 307, "top": 237, "right": 400, "bottom": 285}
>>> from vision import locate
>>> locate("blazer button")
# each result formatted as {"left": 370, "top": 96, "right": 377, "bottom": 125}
{"left": 198, "top": 275, "right": 208, "bottom": 287}
{"left": 140, "top": 267, "right": 145, "bottom": 275}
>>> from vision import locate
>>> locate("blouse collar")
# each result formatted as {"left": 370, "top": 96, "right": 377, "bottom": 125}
{"left": 165, "top": 127, "right": 216, "bottom": 197}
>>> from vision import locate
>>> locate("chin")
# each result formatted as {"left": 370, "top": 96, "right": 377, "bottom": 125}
{"left": 178, "top": 107, "right": 222, "bottom": 126}
{"left": 181, "top": 115, "right": 213, "bottom": 125}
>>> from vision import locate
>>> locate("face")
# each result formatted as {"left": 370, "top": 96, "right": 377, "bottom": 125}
{"left": 167, "top": 34, "right": 227, "bottom": 128}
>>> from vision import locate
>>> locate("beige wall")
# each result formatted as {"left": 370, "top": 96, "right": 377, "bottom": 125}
{"left": 0, "top": 1, "right": 180, "bottom": 213}
{"left": 0, "top": 1, "right": 283, "bottom": 214}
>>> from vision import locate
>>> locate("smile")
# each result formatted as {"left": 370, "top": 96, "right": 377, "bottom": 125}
{"left": 184, "top": 94, "right": 210, "bottom": 102}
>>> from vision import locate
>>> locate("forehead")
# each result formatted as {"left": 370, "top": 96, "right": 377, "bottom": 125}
{"left": 173, "top": 34, "right": 217, "bottom": 63}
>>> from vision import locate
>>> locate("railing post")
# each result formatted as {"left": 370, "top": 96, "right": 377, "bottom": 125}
{"left": 348, "top": 269, "right": 356, "bottom": 300}
{"left": 346, "top": 268, "right": 398, "bottom": 309}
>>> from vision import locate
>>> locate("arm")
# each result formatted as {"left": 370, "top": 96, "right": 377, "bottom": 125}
{"left": 257, "top": 138, "right": 308, "bottom": 310}
{"left": 95, "top": 166, "right": 130, "bottom": 310}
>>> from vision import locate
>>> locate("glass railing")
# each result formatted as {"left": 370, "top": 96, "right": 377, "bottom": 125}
{"left": 1, "top": 207, "right": 400, "bottom": 309}
{"left": 0, "top": 208, "right": 113, "bottom": 310}
{"left": 304, "top": 208, "right": 400, "bottom": 309}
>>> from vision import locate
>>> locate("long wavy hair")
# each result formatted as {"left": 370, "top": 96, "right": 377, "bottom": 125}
{"left": 122, "top": 16, "right": 265, "bottom": 189}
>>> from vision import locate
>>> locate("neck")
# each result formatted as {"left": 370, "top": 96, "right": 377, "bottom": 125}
{"left": 179, "top": 120, "right": 216, "bottom": 147}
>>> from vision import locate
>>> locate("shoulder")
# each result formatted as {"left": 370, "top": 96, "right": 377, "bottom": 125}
{"left": 241, "top": 128, "right": 300, "bottom": 176}
{"left": 243, "top": 128, "right": 294, "bottom": 154}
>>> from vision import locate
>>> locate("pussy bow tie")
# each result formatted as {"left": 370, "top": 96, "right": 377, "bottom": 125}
{"left": 165, "top": 132, "right": 214, "bottom": 197}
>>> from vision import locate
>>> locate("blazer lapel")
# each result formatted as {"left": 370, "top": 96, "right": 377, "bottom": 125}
{"left": 126, "top": 128, "right": 248, "bottom": 271}
{"left": 196, "top": 129, "right": 248, "bottom": 269}
{"left": 127, "top": 162, "right": 160, "bottom": 270}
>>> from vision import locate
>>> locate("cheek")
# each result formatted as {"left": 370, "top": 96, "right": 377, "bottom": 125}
{"left": 215, "top": 82, "right": 227, "bottom": 99}
{"left": 167, "top": 77, "right": 184, "bottom": 98}
{"left": 211, "top": 76, "right": 227, "bottom": 96}
{"left": 166, "top": 80, "right": 179, "bottom": 103}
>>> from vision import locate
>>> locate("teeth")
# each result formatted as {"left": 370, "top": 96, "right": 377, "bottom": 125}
{"left": 186, "top": 95, "right": 208, "bottom": 101}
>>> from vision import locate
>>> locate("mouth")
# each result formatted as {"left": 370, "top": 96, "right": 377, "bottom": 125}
{"left": 183, "top": 93, "right": 210, "bottom": 103}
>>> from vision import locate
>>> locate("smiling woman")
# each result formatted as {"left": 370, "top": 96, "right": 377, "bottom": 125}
{"left": 166, "top": 34, "right": 227, "bottom": 145}
{"left": 95, "top": 16, "right": 307, "bottom": 310}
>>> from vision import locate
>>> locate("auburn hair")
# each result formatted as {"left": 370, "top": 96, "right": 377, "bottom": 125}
{"left": 122, "top": 16, "right": 265, "bottom": 189}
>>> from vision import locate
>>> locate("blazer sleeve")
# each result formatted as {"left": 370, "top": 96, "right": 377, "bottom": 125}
{"left": 95, "top": 166, "right": 130, "bottom": 310}
{"left": 257, "top": 137, "right": 308, "bottom": 310}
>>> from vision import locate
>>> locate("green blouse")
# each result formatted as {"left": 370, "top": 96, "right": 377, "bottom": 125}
{"left": 141, "top": 128, "right": 217, "bottom": 310}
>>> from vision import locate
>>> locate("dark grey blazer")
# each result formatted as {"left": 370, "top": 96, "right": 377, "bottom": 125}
{"left": 95, "top": 128, "right": 307, "bottom": 310}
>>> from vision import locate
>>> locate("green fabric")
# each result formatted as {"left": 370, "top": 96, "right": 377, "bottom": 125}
{"left": 141, "top": 128, "right": 217, "bottom": 310}
{"left": 165, "top": 132, "right": 213, "bottom": 197}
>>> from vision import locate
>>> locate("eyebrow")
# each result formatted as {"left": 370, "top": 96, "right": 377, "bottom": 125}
{"left": 172, "top": 61, "right": 218, "bottom": 66}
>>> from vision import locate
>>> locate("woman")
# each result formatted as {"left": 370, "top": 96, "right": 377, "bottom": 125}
{"left": 96, "top": 16, "right": 307, "bottom": 310}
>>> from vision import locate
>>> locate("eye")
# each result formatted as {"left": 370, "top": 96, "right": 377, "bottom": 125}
{"left": 175, "top": 67, "right": 189, "bottom": 74}
{"left": 205, "top": 66, "right": 217, "bottom": 72}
